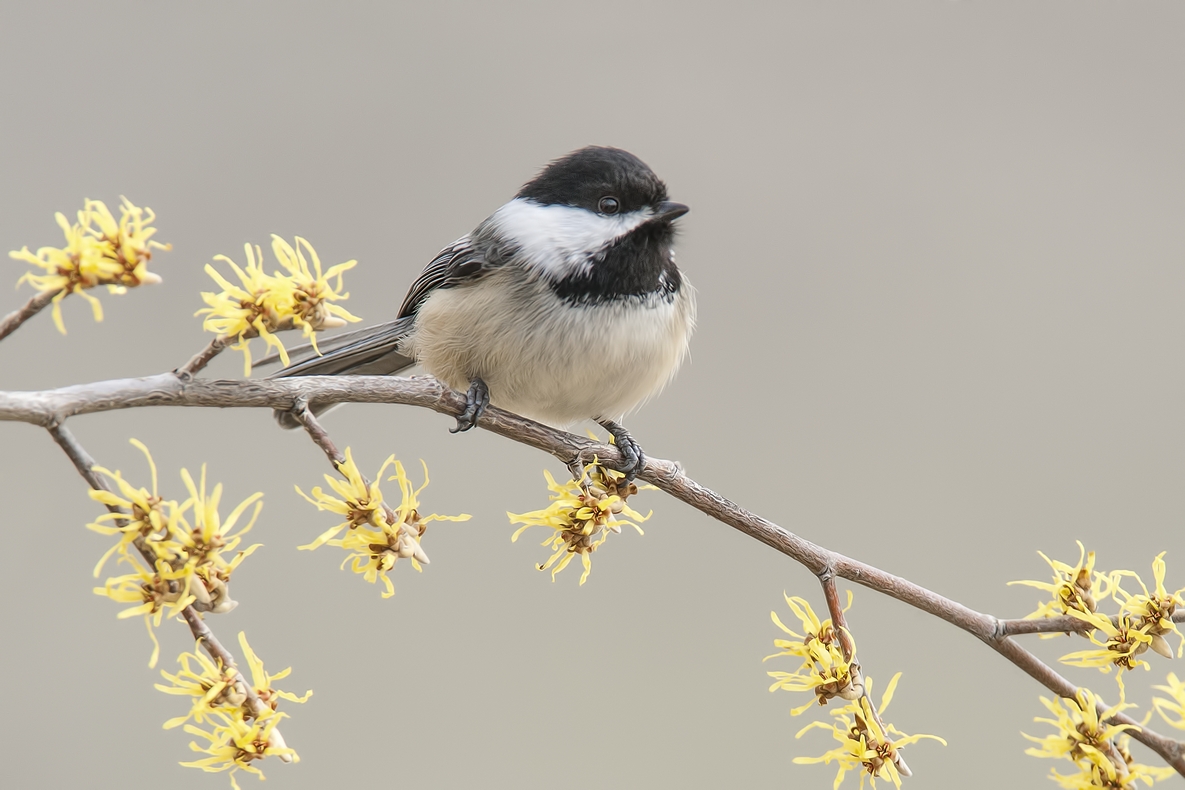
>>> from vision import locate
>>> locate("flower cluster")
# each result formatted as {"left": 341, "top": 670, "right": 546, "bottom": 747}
{"left": 1113, "top": 554, "right": 1183, "bottom": 659}
{"left": 1060, "top": 611, "right": 1157, "bottom": 676}
{"left": 297, "top": 448, "right": 468, "bottom": 598}
{"left": 1011, "top": 546, "right": 1183, "bottom": 677}
{"left": 765, "top": 592, "right": 862, "bottom": 715}
{"left": 9, "top": 197, "right": 168, "bottom": 332}
{"left": 196, "top": 235, "right": 360, "bottom": 375}
{"left": 508, "top": 461, "right": 651, "bottom": 585}
{"left": 1024, "top": 687, "right": 1173, "bottom": 789}
{"left": 1010, "top": 541, "right": 1114, "bottom": 624}
{"left": 157, "top": 632, "right": 310, "bottom": 789}
{"left": 90, "top": 440, "right": 262, "bottom": 666}
{"left": 93, "top": 553, "right": 195, "bottom": 670}
{"left": 767, "top": 592, "right": 944, "bottom": 786}
{"left": 794, "top": 673, "right": 946, "bottom": 789}
{"left": 182, "top": 712, "right": 293, "bottom": 790}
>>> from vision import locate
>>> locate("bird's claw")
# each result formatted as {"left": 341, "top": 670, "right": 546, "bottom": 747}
{"left": 597, "top": 418, "right": 645, "bottom": 482}
{"left": 451, "top": 377, "right": 489, "bottom": 433}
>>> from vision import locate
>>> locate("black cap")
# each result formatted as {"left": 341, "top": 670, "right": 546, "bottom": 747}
{"left": 517, "top": 146, "right": 671, "bottom": 215}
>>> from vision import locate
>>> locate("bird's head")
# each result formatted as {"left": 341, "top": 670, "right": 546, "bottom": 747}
{"left": 490, "top": 146, "right": 688, "bottom": 287}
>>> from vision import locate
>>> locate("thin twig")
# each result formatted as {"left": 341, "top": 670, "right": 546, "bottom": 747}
{"left": 818, "top": 567, "right": 856, "bottom": 662}
{"left": 0, "top": 289, "right": 59, "bottom": 342}
{"left": 45, "top": 420, "right": 290, "bottom": 759}
{"left": 7, "top": 373, "right": 1183, "bottom": 773}
{"left": 288, "top": 397, "right": 344, "bottom": 464}
{"left": 176, "top": 336, "right": 227, "bottom": 379}
{"left": 997, "top": 610, "right": 1185, "bottom": 637}
{"left": 286, "top": 397, "right": 415, "bottom": 552}
{"left": 818, "top": 570, "right": 911, "bottom": 778}
{"left": 49, "top": 420, "right": 113, "bottom": 493}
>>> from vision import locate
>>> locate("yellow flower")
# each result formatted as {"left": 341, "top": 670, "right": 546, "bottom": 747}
{"left": 794, "top": 673, "right": 945, "bottom": 789}
{"left": 1045, "top": 757, "right": 1175, "bottom": 790}
{"left": 90, "top": 441, "right": 263, "bottom": 615}
{"left": 94, "top": 553, "right": 196, "bottom": 667}
{"left": 296, "top": 447, "right": 394, "bottom": 546}
{"left": 1024, "top": 687, "right": 1172, "bottom": 788}
{"left": 269, "top": 235, "right": 360, "bottom": 354}
{"left": 9, "top": 197, "right": 168, "bottom": 333}
{"left": 181, "top": 708, "right": 297, "bottom": 790}
{"left": 196, "top": 236, "right": 360, "bottom": 376}
{"left": 1151, "top": 672, "right": 1185, "bottom": 731}
{"left": 766, "top": 591, "right": 861, "bottom": 715}
{"left": 88, "top": 439, "right": 183, "bottom": 577}
{"left": 11, "top": 207, "right": 117, "bottom": 287}
{"left": 508, "top": 462, "right": 650, "bottom": 585}
{"left": 1024, "top": 687, "right": 1136, "bottom": 765}
{"left": 168, "top": 465, "right": 263, "bottom": 613}
{"left": 157, "top": 632, "right": 310, "bottom": 732}
{"left": 297, "top": 448, "right": 467, "bottom": 597}
{"left": 236, "top": 631, "right": 312, "bottom": 711}
{"left": 196, "top": 243, "right": 295, "bottom": 375}
{"left": 1112, "top": 553, "right": 1184, "bottom": 659}
{"left": 1060, "top": 610, "right": 1154, "bottom": 674}
{"left": 81, "top": 197, "right": 167, "bottom": 288}
{"left": 1009, "top": 541, "right": 1115, "bottom": 630}
{"left": 156, "top": 648, "right": 246, "bottom": 729}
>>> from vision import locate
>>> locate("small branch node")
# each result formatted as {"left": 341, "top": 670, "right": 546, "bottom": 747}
{"left": 176, "top": 336, "right": 228, "bottom": 379}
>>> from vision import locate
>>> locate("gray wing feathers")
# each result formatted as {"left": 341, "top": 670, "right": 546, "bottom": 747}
{"left": 268, "top": 317, "right": 416, "bottom": 378}
{"left": 253, "top": 321, "right": 394, "bottom": 370}
{"left": 396, "top": 237, "right": 482, "bottom": 319}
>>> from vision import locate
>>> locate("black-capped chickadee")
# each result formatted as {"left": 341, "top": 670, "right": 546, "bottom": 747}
{"left": 268, "top": 146, "right": 695, "bottom": 478}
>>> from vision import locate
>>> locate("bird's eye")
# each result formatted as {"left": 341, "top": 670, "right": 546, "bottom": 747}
{"left": 598, "top": 196, "right": 620, "bottom": 215}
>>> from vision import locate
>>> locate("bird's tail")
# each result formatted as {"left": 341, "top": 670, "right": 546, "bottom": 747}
{"left": 256, "top": 317, "right": 417, "bottom": 429}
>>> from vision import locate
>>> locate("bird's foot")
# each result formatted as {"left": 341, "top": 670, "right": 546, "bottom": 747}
{"left": 596, "top": 418, "right": 644, "bottom": 482}
{"left": 450, "top": 377, "right": 489, "bottom": 433}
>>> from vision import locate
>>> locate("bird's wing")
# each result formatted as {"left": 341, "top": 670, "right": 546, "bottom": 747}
{"left": 395, "top": 236, "right": 489, "bottom": 319}
{"left": 253, "top": 321, "right": 398, "bottom": 370}
{"left": 268, "top": 317, "right": 417, "bottom": 377}
{"left": 262, "top": 237, "right": 491, "bottom": 378}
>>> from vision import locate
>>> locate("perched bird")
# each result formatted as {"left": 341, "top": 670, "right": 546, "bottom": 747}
{"left": 267, "top": 146, "right": 695, "bottom": 478}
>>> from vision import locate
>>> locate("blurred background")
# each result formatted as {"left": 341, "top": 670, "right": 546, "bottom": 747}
{"left": 2, "top": 2, "right": 1183, "bottom": 788}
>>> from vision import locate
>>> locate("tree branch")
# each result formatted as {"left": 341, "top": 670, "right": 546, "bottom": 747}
{"left": 7, "top": 370, "right": 1184, "bottom": 773}
{"left": 998, "top": 611, "right": 1185, "bottom": 637}
{"left": 0, "top": 289, "right": 59, "bottom": 342}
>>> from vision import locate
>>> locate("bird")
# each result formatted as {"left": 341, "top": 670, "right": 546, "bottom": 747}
{"left": 265, "top": 146, "right": 695, "bottom": 479}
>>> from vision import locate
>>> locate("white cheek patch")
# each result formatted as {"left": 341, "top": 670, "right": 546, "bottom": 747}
{"left": 490, "top": 198, "right": 653, "bottom": 278}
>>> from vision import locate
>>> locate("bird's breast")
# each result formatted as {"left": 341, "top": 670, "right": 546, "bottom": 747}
{"left": 408, "top": 268, "right": 695, "bottom": 427}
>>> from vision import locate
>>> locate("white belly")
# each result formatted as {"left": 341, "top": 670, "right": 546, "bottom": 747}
{"left": 408, "top": 269, "right": 695, "bottom": 427}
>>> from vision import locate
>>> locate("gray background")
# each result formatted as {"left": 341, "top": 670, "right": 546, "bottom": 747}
{"left": 1, "top": 2, "right": 1183, "bottom": 788}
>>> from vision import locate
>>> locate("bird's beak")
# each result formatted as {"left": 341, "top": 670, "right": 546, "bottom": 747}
{"left": 653, "top": 201, "right": 690, "bottom": 222}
